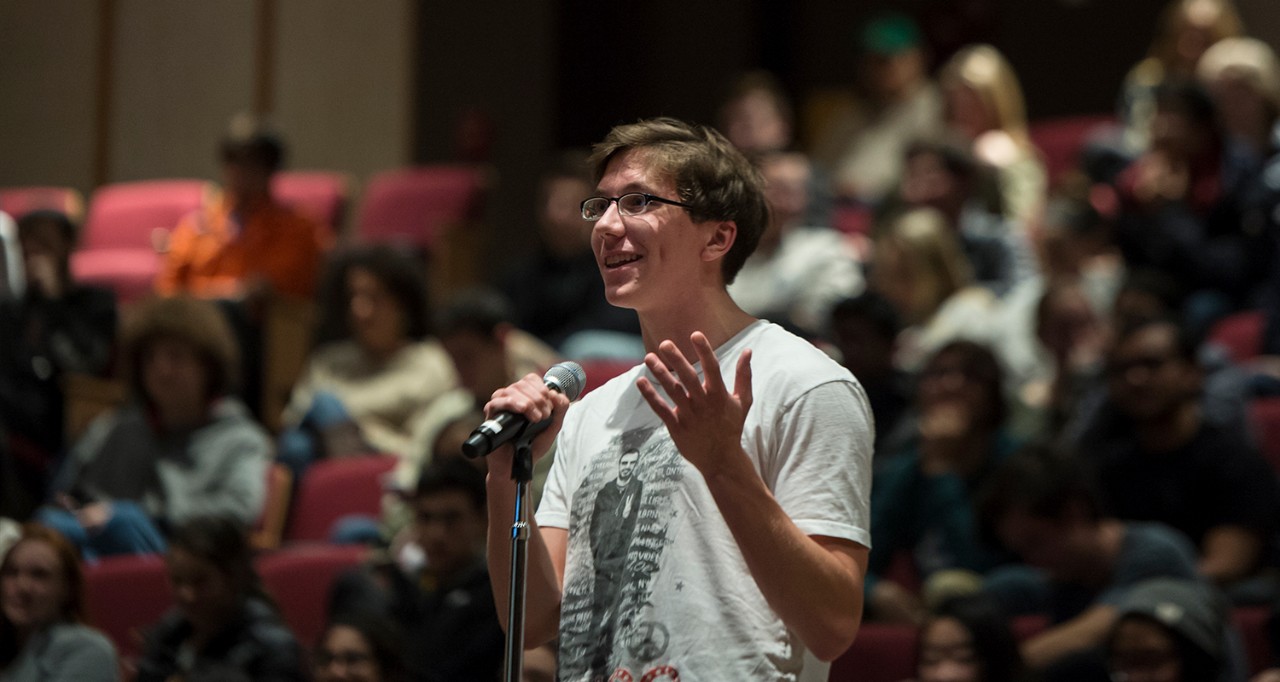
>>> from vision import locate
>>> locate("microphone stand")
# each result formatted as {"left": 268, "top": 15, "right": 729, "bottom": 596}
{"left": 503, "top": 428, "right": 538, "bottom": 682}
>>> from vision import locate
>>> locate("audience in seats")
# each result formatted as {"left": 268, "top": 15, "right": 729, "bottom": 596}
{"left": 0, "top": 524, "right": 118, "bottom": 682}
{"left": 0, "top": 210, "right": 116, "bottom": 520}
{"left": 42, "top": 296, "right": 269, "bottom": 558}
{"left": 1197, "top": 37, "right": 1280, "bottom": 186}
{"left": 938, "top": 44, "right": 1047, "bottom": 225}
{"left": 912, "top": 593, "right": 1026, "bottom": 682}
{"left": 278, "top": 244, "right": 458, "bottom": 480}
{"left": 977, "top": 447, "right": 1203, "bottom": 678}
{"left": 717, "top": 71, "right": 833, "bottom": 227}
{"left": 1117, "top": 0, "right": 1244, "bottom": 154}
{"left": 379, "top": 287, "right": 560, "bottom": 539}
{"left": 313, "top": 612, "right": 407, "bottom": 682}
{"left": 889, "top": 138, "right": 1036, "bottom": 297}
{"left": 1110, "top": 81, "right": 1279, "bottom": 338}
{"left": 328, "top": 459, "right": 502, "bottom": 682}
{"left": 810, "top": 12, "right": 944, "bottom": 207}
{"left": 1075, "top": 316, "right": 1280, "bottom": 594}
{"left": 869, "top": 207, "right": 999, "bottom": 372}
{"left": 500, "top": 150, "right": 642, "bottom": 359}
{"left": 137, "top": 516, "right": 305, "bottom": 682}
{"left": 868, "top": 341, "right": 1017, "bottom": 625}
{"left": 727, "top": 151, "right": 863, "bottom": 337}
{"left": 829, "top": 292, "right": 912, "bottom": 452}
{"left": 155, "top": 113, "right": 328, "bottom": 302}
{"left": 1105, "top": 578, "right": 1246, "bottom": 682}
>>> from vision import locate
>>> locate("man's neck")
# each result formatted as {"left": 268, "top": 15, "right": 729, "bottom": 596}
{"left": 638, "top": 287, "right": 757, "bottom": 361}
{"left": 1135, "top": 402, "right": 1201, "bottom": 453}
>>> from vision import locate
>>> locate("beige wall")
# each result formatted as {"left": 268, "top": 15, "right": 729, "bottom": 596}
{"left": 0, "top": 0, "right": 413, "bottom": 218}
{"left": 0, "top": 0, "right": 100, "bottom": 193}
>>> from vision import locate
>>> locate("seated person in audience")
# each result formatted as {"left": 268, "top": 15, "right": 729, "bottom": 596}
{"left": 1033, "top": 279, "right": 1108, "bottom": 434}
{"left": 1117, "top": 0, "right": 1243, "bottom": 154}
{"left": 717, "top": 71, "right": 832, "bottom": 226}
{"left": 0, "top": 210, "right": 116, "bottom": 519}
{"left": 912, "top": 593, "right": 1025, "bottom": 682}
{"left": 810, "top": 12, "right": 944, "bottom": 207}
{"left": 0, "top": 210, "right": 19, "bottom": 299}
{"left": 1197, "top": 37, "right": 1280, "bottom": 185}
{"left": 501, "top": 150, "right": 641, "bottom": 358}
{"left": 829, "top": 292, "right": 911, "bottom": 451}
{"left": 155, "top": 113, "right": 327, "bottom": 303}
{"left": 889, "top": 138, "right": 1036, "bottom": 296}
{"left": 137, "top": 516, "right": 305, "bottom": 682}
{"left": 329, "top": 459, "right": 502, "bottom": 682}
{"left": 869, "top": 207, "right": 999, "bottom": 372}
{"left": 938, "top": 44, "right": 1047, "bottom": 225}
{"left": 728, "top": 151, "right": 862, "bottom": 338}
{"left": 1111, "top": 81, "right": 1278, "bottom": 337}
{"left": 0, "top": 524, "right": 118, "bottom": 681}
{"left": 1077, "top": 315, "right": 1280, "bottom": 591}
{"left": 869, "top": 341, "right": 1018, "bottom": 625}
{"left": 41, "top": 296, "right": 269, "bottom": 558}
{"left": 379, "top": 287, "right": 560, "bottom": 538}
{"left": 279, "top": 244, "right": 458, "bottom": 478}
{"left": 313, "top": 612, "right": 406, "bottom": 682}
{"left": 1105, "top": 578, "right": 1246, "bottom": 682}
{"left": 976, "top": 447, "right": 1203, "bottom": 676}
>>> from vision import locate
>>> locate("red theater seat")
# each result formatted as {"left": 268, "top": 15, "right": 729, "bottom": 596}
{"left": 256, "top": 544, "right": 368, "bottom": 647}
{"left": 356, "top": 165, "right": 486, "bottom": 250}
{"left": 1028, "top": 114, "right": 1115, "bottom": 187}
{"left": 71, "top": 179, "right": 210, "bottom": 302}
{"left": 829, "top": 623, "right": 916, "bottom": 682}
{"left": 284, "top": 455, "right": 397, "bottom": 543}
{"left": 1250, "top": 397, "right": 1280, "bottom": 475}
{"left": 273, "top": 170, "right": 350, "bottom": 237}
{"left": 0, "top": 186, "right": 83, "bottom": 221}
{"left": 1207, "top": 310, "right": 1265, "bottom": 365}
{"left": 84, "top": 553, "right": 172, "bottom": 663}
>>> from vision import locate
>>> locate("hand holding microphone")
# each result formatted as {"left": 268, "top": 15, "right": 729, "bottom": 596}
{"left": 463, "top": 361, "right": 586, "bottom": 459}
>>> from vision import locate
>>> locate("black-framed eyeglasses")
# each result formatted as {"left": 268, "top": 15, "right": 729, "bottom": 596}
{"left": 580, "top": 193, "right": 695, "bottom": 221}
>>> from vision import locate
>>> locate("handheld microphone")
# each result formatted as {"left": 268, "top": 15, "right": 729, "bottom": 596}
{"left": 461, "top": 361, "right": 586, "bottom": 459}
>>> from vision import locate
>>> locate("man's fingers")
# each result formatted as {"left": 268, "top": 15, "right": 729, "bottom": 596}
{"left": 691, "top": 332, "right": 726, "bottom": 395}
{"left": 657, "top": 339, "right": 704, "bottom": 397}
{"left": 636, "top": 376, "right": 677, "bottom": 427}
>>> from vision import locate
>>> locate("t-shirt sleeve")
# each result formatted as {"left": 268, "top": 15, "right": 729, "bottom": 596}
{"left": 767, "top": 379, "right": 873, "bottom": 549}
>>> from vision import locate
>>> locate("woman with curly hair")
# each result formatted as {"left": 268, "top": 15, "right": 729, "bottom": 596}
{"left": 39, "top": 297, "right": 270, "bottom": 558}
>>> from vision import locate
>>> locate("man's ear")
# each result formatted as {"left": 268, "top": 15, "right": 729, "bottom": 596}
{"left": 702, "top": 220, "right": 737, "bottom": 263}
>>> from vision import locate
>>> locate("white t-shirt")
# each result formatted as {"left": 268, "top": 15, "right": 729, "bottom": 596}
{"left": 537, "top": 320, "right": 873, "bottom": 682}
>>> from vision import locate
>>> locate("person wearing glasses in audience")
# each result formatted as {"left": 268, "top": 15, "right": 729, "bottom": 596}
{"left": 483, "top": 118, "right": 873, "bottom": 681}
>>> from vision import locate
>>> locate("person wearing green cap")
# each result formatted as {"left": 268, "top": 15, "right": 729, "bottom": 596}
{"left": 811, "top": 12, "right": 944, "bottom": 206}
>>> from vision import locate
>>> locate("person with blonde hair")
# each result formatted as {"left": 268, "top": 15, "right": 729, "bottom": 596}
{"left": 871, "top": 207, "right": 997, "bottom": 371}
{"left": 1121, "top": 0, "right": 1245, "bottom": 151}
{"left": 1197, "top": 36, "right": 1280, "bottom": 168}
{"left": 939, "top": 44, "right": 1046, "bottom": 225}
{"left": 39, "top": 297, "right": 270, "bottom": 558}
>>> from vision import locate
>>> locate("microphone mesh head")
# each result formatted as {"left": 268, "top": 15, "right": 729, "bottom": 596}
{"left": 544, "top": 361, "right": 586, "bottom": 401}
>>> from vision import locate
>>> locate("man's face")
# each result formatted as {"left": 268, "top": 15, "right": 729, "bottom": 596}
{"left": 996, "top": 508, "right": 1086, "bottom": 582}
{"left": 590, "top": 149, "right": 719, "bottom": 313}
{"left": 413, "top": 489, "right": 486, "bottom": 579}
{"left": 900, "top": 152, "right": 963, "bottom": 213}
{"left": 441, "top": 328, "right": 507, "bottom": 400}
{"left": 1106, "top": 325, "right": 1199, "bottom": 423}
{"left": 617, "top": 450, "right": 639, "bottom": 484}
{"left": 221, "top": 158, "right": 272, "bottom": 203}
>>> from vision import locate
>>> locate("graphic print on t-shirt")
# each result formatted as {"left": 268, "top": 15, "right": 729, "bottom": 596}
{"left": 559, "top": 425, "right": 684, "bottom": 679}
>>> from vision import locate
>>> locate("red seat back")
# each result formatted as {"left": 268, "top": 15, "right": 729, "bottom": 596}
{"left": 272, "top": 171, "right": 350, "bottom": 237}
{"left": 1208, "top": 310, "right": 1265, "bottom": 365}
{"left": 256, "top": 544, "right": 368, "bottom": 648}
{"left": 284, "top": 455, "right": 397, "bottom": 543}
{"left": 81, "top": 180, "right": 209, "bottom": 251}
{"left": 0, "top": 186, "right": 83, "bottom": 221}
{"left": 1249, "top": 397, "right": 1280, "bottom": 475}
{"left": 83, "top": 554, "right": 172, "bottom": 663}
{"left": 1028, "top": 114, "right": 1115, "bottom": 187}
{"left": 829, "top": 623, "right": 917, "bottom": 682}
{"left": 574, "top": 358, "right": 637, "bottom": 397}
{"left": 356, "top": 165, "right": 486, "bottom": 250}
